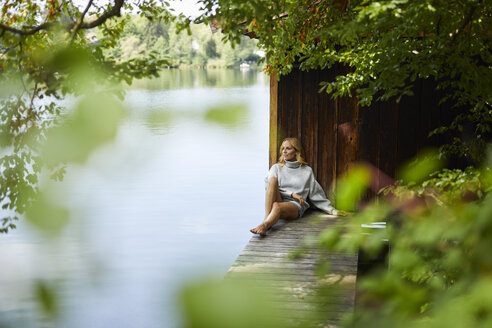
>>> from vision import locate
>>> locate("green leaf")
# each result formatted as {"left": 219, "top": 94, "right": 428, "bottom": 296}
{"left": 25, "top": 191, "right": 69, "bottom": 235}
{"left": 204, "top": 103, "right": 248, "bottom": 128}
{"left": 335, "top": 164, "right": 371, "bottom": 211}
{"left": 41, "top": 94, "right": 126, "bottom": 166}
{"left": 399, "top": 150, "right": 444, "bottom": 185}
{"left": 34, "top": 280, "right": 59, "bottom": 319}
{"left": 179, "top": 277, "right": 291, "bottom": 328}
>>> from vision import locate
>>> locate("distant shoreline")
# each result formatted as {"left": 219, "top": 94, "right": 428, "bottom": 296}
{"left": 162, "top": 63, "right": 262, "bottom": 70}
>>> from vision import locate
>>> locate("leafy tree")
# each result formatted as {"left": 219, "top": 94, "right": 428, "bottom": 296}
{"left": 205, "top": 39, "right": 220, "bottom": 58}
{"left": 104, "top": 15, "right": 261, "bottom": 67}
{"left": 194, "top": 0, "right": 491, "bottom": 162}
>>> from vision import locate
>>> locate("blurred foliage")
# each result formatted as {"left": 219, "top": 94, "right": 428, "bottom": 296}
{"left": 179, "top": 275, "right": 325, "bottom": 328}
{"left": 193, "top": 0, "right": 492, "bottom": 163}
{"left": 319, "top": 150, "right": 492, "bottom": 327}
{"left": 25, "top": 189, "right": 69, "bottom": 235}
{"left": 335, "top": 164, "right": 371, "bottom": 211}
{"left": 34, "top": 280, "right": 60, "bottom": 320}
{"left": 386, "top": 166, "right": 487, "bottom": 204}
{"left": 0, "top": 1, "right": 172, "bottom": 233}
{"left": 180, "top": 277, "right": 287, "bottom": 328}
{"left": 398, "top": 149, "right": 446, "bottom": 186}
{"left": 41, "top": 94, "right": 126, "bottom": 166}
{"left": 204, "top": 103, "right": 248, "bottom": 128}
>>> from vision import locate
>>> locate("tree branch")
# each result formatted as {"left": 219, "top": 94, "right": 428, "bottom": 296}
{"left": 0, "top": 22, "right": 53, "bottom": 36}
{"left": 0, "top": 0, "right": 125, "bottom": 36}
{"left": 77, "top": 0, "right": 124, "bottom": 29}
{"left": 71, "top": 0, "right": 94, "bottom": 40}
{"left": 29, "top": 83, "right": 39, "bottom": 112}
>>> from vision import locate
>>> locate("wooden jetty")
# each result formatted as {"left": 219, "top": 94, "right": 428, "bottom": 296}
{"left": 226, "top": 211, "right": 358, "bottom": 327}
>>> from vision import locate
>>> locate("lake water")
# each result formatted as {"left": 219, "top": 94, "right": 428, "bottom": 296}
{"left": 0, "top": 69, "right": 270, "bottom": 328}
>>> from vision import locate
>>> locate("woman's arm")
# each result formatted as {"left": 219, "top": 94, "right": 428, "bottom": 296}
{"left": 291, "top": 193, "right": 305, "bottom": 207}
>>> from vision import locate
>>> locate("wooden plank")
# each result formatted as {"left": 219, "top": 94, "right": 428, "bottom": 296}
{"left": 237, "top": 250, "right": 355, "bottom": 259}
{"left": 235, "top": 257, "right": 356, "bottom": 268}
{"left": 241, "top": 246, "right": 353, "bottom": 258}
{"left": 231, "top": 261, "right": 357, "bottom": 271}
{"left": 227, "top": 211, "right": 358, "bottom": 327}
{"left": 227, "top": 269, "right": 357, "bottom": 280}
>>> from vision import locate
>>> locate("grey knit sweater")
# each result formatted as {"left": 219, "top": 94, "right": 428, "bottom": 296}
{"left": 265, "top": 160, "right": 339, "bottom": 215}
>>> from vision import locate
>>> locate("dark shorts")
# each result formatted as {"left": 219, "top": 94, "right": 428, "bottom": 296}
{"left": 282, "top": 197, "right": 306, "bottom": 218}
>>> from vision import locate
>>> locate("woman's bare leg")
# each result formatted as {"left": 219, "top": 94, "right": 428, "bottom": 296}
{"left": 264, "top": 177, "right": 282, "bottom": 220}
{"left": 250, "top": 202, "right": 299, "bottom": 236}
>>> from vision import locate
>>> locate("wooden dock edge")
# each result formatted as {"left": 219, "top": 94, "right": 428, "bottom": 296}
{"left": 226, "top": 210, "right": 358, "bottom": 327}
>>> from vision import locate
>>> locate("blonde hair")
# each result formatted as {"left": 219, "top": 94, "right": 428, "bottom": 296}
{"left": 278, "top": 137, "right": 309, "bottom": 166}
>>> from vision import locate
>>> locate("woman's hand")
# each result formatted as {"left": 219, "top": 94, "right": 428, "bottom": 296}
{"left": 291, "top": 193, "right": 304, "bottom": 207}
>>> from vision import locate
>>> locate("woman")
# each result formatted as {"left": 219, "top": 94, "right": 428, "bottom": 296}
{"left": 250, "top": 137, "right": 339, "bottom": 236}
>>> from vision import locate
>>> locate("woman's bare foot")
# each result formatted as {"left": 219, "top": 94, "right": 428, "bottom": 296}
{"left": 250, "top": 223, "right": 269, "bottom": 236}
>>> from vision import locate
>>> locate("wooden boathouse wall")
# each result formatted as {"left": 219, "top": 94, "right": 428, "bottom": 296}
{"left": 269, "top": 64, "right": 450, "bottom": 197}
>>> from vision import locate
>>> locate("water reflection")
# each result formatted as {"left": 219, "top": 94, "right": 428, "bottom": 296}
{"left": 129, "top": 68, "right": 265, "bottom": 90}
{"left": 0, "top": 69, "right": 269, "bottom": 328}
{"left": 142, "top": 102, "right": 250, "bottom": 135}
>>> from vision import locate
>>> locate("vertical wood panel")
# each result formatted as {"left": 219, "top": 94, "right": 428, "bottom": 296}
{"left": 397, "top": 81, "right": 421, "bottom": 168}
{"left": 269, "top": 71, "right": 279, "bottom": 167}
{"left": 276, "top": 73, "right": 284, "bottom": 164}
{"left": 421, "top": 78, "right": 440, "bottom": 149}
{"left": 336, "top": 95, "right": 359, "bottom": 179}
{"left": 295, "top": 69, "right": 303, "bottom": 139}
{"left": 280, "top": 69, "right": 302, "bottom": 142}
{"left": 335, "top": 65, "right": 359, "bottom": 180}
{"left": 378, "top": 99, "right": 399, "bottom": 186}
{"left": 357, "top": 101, "right": 380, "bottom": 201}
{"left": 317, "top": 67, "right": 339, "bottom": 195}
{"left": 418, "top": 79, "right": 432, "bottom": 151}
{"left": 357, "top": 104, "right": 380, "bottom": 166}
{"left": 417, "top": 78, "right": 443, "bottom": 154}
{"left": 277, "top": 73, "right": 287, "bottom": 145}
{"left": 302, "top": 70, "right": 319, "bottom": 175}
